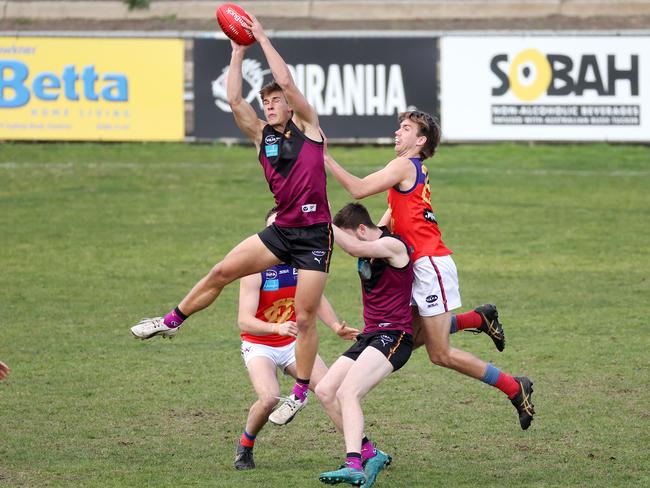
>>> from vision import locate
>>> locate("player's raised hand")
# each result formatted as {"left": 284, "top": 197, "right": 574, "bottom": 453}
{"left": 230, "top": 39, "right": 250, "bottom": 54}
{"left": 336, "top": 321, "right": 361, "bottom": 341}
{"left": 243, "top": 13, "right": 267, "bottom": 42}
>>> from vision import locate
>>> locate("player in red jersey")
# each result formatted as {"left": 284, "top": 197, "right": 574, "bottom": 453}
{"left": 130, "top": 15, "right": 333, "bottom": 425}
{"left": 324, "top": 111, "right": 535, "bottom": 430}
{"left": 234, "top": 208, "right": 358, "bottom": 470}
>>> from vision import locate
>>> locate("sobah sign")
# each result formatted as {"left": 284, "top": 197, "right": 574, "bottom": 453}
{"left": 441, "top": 36, "right": 649, "bottom": 141}
{"left": 193, "top": 36, "right": 438, "bottom": 140}
{"left": 0, "top": 37, "right": 184, "bottom": 141}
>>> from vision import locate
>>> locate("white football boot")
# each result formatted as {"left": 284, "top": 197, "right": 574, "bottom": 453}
{"left": 269, "top": 394, "right": 308, "bottom": 425}
{"left": 131, "top": 317, "right": 179, "bottom": 340}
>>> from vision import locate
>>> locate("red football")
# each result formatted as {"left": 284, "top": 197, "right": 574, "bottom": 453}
{"left": 216, "top": 3, "right": 256, "bottom": 46}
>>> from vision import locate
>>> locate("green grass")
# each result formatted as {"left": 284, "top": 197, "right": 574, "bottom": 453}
{"left": 0, "top": 141, "right": 648, "bottom": 487}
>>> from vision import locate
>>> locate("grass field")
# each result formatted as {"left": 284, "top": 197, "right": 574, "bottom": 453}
{"left": 0, "top": 141, "right": 648, "bottom": 487}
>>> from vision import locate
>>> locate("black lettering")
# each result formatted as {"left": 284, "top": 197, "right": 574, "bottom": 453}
{"left": 575, "top": 55, "right": 606, "bottom": 96}
{"left": 608, "top": 54, "right": 638, "bottom": 96}
{"left": 547, "top": 54, "right": 574, "bottom": 96}
{"left": 491, "top": 54, "right": 509, "bottom": 96}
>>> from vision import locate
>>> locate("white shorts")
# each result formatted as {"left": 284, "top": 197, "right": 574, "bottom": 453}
{"left": 411, "top": 255, "right": 462, "bottom": 317}
{"left": 240, "top": 340, "right": 297, "bottom": 373}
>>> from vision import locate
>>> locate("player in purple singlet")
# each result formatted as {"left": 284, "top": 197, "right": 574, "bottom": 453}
{"left": 130, "top": 15, "right": 331, "bottom": 425}
{"left": 316, "top": 203, "right": 414, "bottom": 487}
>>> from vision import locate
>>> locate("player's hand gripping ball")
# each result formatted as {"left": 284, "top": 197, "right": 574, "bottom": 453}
{"left": 216, "top": 3, "right": 256, "bottom": 46}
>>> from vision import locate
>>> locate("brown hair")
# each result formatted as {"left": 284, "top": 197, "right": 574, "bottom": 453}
{"left": 259, "top": 80, "right": 283, "bottom": 100}
{"left": 398, "top": 110, "right": 441, "bottom": 160}
{"left": 333, "top": 203, "right": 377, "bottom": 230}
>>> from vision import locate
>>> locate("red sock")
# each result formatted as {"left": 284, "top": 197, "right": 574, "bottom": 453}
{"left": 495, "top": 372, "right": 520, "bottom": 399}
{"left": 454, "top": 310, "right": 483, "bottom": 331}
{"left": 240, "top": 431, "right": 255, "bottom": 448}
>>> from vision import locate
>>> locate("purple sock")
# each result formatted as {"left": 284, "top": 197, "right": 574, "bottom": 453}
{"left": 361, "top": 439, "right": 376, "bottom": 460}
{"left": 163, "top": 309, "right": 185, "bottom": 328}
{"left": 292, "top": 379, "right": 309, "bottom": 402}
{"left": 346, "top": 454, "right": 363, "bottom": 471}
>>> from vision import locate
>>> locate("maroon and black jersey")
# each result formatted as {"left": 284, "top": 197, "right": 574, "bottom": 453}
{"left": 259, "top": 119, "right": 331, "bottom": 228}
{"left": 358, "top": 228, "right": 414, "bottom": 334}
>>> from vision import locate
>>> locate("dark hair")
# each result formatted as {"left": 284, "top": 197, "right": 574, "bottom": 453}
{"left": 265, "top": 206, "right": 278, "bottom": 223}
{"left": 259, "top": 80, "right": 283, "bottom": 100}
{"left": 398, "top": 110, "right": 441, "bottom": 160}
{"left": 333, "top": 203, "right": 377, "bottom": 230}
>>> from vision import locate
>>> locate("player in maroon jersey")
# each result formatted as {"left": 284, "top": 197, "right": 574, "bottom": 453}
{"left": 131, "top": 16, "right": 333, "bottom": 426}
{"left": 316, "top": 203, "right": 413, "bottom": 487}
{"left": 234, "top": 208, "right": 358, "bottom": 470}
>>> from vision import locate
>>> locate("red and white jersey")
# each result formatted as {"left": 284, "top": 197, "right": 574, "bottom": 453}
{"left": 387, "top": 157, "right": 452, "bottom": 261}
{"left": 240, "top": 264, "right": 297, "bottom": 347}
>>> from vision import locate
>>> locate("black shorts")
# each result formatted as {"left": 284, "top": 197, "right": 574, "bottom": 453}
{"left": 258, "top": 222, "right": 333, "bottom": 273}
{"left": 342, "top": 330, "right": 413, "bottom": 371}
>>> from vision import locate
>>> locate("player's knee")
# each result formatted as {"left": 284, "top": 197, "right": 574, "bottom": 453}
{"left": 336, "top": 384, "right": 360, "bottom": 403}
{"left": 295, "top": 312, "right": 316, "bottom": 332}
{"left": 207, "top": 262, "right": 235, "bottom": 287}
{"left": 314, "top": 383, "right": 334, "bottom": 405}
{"left": 258, "top": 393, "right": 279, "bottom": 412}
{"left": 428, "top": 349, "right": 452, "bottom": 367}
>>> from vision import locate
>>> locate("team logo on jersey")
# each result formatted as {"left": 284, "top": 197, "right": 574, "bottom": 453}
{"left": 265, "top": 134, "right": 280, "bottom": 145}
{"left": 302, "top": 204, "right": 317, "bottom": 213}
{"left": 265, "top": 144, "right": 279, "bottom": 157}
{"left": 263, "top": 298, "right": 295, "bottom": 323}
{"left": 423, "top": 208, "right": 438, "bottom": 224}
{"left": 358, "top": 258, "right": 372, "bottom": 280}
{"left": 265, "top": 269, "right": 278, "bottom": 279}
{"left": 378, "top": 322, "right": 392, "bottom": 328}
{"left": 263, "top": 279, "right": 279, "bottom": 291}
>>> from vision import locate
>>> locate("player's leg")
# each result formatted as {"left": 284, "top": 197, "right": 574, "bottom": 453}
{"left": 293, "top": 269, "right": 328, "bottom": 383}
{"left": 320, "top": 345, "right": 396, "bottom": 486}
{"left": 450, "top": 304, "right": 506, "bottom": 352}
{"left": 235, "top": 352, "right": 281, "bottom": 470}
{"left": 313, "top": 354, "right": 356, "bottom": 433}
{"left": 269, "top": 269, "right": 327, "bottom": 425}
{"left": 415, "top": 256, "right": 535, "bottom": 429}
{"left": 131, "top": 234, "right": 279, "bottom": 339}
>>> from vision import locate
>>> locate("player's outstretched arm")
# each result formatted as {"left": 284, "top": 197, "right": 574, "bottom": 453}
{"left": 332, "top": 225, "right": 407, "bottom": 266}
{"left": 227, "top": 41, "right": 264, "bottom": 147}
{"left": 246, "top": 15, "right": 319, "bottom": 134}
{"left": 238, "top": 274, "right": 298, "bottom": 337}
{"left": 325, "top": 153, "right": 413, "bottom": 200}
{"left": 317, "top": 295, "right": 360, "bottom": 340}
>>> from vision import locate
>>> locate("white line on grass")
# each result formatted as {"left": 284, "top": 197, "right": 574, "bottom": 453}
{"left": 0, "top": 162, "right": 648, "bottom": 177}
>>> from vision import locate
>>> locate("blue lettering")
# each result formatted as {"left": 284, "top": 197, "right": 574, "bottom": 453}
{"left": 62, "top": 65, "right": 79, "bottom": 101}
{"left": 0, "top": 60, "right": 30, "bottom": 108}
{"left": 0, "top": 61, "right": 128, "bottom": 106}
{"left": 33, "top": 72, "right": 60, "bottom": 101}
{"left": 102, "top": 74, "right": 128, "bottom": 101}
{"left": 82, "top": 66, "right": 99, "bottom": 101}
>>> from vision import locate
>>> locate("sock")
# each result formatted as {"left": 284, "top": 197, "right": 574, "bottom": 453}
{"left": 239, "top": 430, "right": 256, "bottom": 448}
{"left": 453, "top": 310, "right": 483, "bottom": 331}
{"left": 163, "top": 307, "right": 187, "bottom": 328}
{"left": 361, "top": 437, "right": 376, "bottom": 460}
{"left": 450, "top": 315, "right": 458, "bottom": 334}
{"left": 346, "top": 452, "right": 363, "bottom": 471}
{"left": 292, "top": 378, "right": 310, "bottom": 402}
{"left": 481, "top": 364, "right": 520, "bottom": 399}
